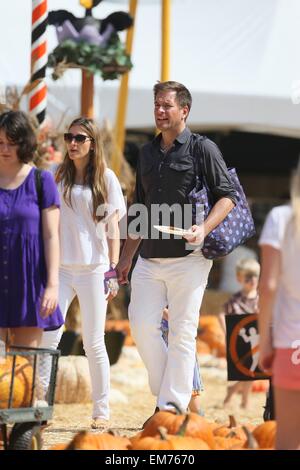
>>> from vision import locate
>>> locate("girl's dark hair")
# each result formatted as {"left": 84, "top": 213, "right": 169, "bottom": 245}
{"left": 0, "top": 110, "right": 37, "bottom": 163}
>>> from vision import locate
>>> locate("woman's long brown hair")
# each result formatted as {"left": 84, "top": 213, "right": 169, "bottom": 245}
{"left": 56, "top": 117, "right": 108, "bottom": 221}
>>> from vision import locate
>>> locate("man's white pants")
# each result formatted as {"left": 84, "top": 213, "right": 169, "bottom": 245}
{"left": 128, "top": 251, "right": 212, "bottom": 411}
{"left": 40, "top": 264, "right": 110, "bottom": 420}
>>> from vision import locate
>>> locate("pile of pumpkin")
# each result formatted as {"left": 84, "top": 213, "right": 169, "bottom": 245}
{"left": 197, "top": 315, "right": 226, "bottom": 358}
{"left": 0, "top": 355, "right": 33, "bottom": 409}
{"left": 50, "top": 405, "right": 276, "bottom": 450}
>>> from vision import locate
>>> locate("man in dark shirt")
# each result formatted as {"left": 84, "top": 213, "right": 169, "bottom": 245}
{"left": 117, "top": 81, "right": 236, "bottom": 419}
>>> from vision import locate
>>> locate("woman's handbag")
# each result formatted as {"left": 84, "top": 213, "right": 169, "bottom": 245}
{"left": 188, "top": 136, "right": 256, "bottom": 260}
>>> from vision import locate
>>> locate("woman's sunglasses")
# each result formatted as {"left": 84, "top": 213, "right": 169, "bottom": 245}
{"left": 64, "top": 133, "right": 93, "bottom": 144}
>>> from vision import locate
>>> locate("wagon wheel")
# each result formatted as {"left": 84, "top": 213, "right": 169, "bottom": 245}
{"left": 8, "top": 422, "right": 43, "bottom": 450}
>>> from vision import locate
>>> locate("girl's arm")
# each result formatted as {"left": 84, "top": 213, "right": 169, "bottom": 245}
{"left": 106, "top": 210, "right": 120, "bottom": 268}
{"left": 258, "top": 244, "right": 281, "bottom": 374}
{"left": 106, "top": 211, "right": 121, "bottom": 300}
{"left": 40, "top": 206, "right": 60, "bottom": 318}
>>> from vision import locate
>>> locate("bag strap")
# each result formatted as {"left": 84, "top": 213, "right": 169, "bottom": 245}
{"left": 34, "top": 168, "right": 43, "bottom": 210}
{"left": 191, "top": 133, "right": 208, "bottom": 191}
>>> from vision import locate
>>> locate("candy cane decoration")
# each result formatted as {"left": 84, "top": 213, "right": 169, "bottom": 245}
{"left": 29, "top": 0, "right": 47, "bottom": 124}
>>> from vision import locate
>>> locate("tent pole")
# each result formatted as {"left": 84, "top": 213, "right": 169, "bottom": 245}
{"left": 30, "top": 0, "right": 48, "bottom": 125}
{"left": 112, "top": 0, "right": 138, "bottom": 177}
{"left": 81, "top": 69, "right": 94, "bottom": 118}
{"left": 161, "top": 0, "right": 171, "bottom": 81}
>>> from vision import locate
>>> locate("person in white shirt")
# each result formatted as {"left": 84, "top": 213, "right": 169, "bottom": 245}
{"left": 40, "top": 117, "right": 126, "bottom": 429}
{"left": 259, "top": 163, "right": 300, "bottom": 449}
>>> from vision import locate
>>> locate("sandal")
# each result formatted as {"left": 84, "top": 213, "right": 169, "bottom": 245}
{"left": 91, "top": 418, "right": 110, "bottom": 430}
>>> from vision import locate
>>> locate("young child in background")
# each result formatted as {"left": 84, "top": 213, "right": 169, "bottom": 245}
{"left": 161, "top": 307, "right": 203, "bottom": 414}
{"left": 219, "top": 258, "right": 260, "bottom": 408}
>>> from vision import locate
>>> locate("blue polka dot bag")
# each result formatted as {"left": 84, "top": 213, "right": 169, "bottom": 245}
{"left": 188, "top": 139, "right": 256, "bottom": 260}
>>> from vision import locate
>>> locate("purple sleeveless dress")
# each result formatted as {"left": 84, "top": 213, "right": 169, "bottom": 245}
{"left": 0, "top": 168, "right": 64, "bottom": 330}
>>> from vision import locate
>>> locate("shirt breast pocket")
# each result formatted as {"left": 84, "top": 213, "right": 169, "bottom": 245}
{"left": 168, "top": 158, "right": 194, "bottom": 191}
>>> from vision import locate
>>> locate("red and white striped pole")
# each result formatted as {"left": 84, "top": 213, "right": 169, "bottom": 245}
{"left": 29, "top": 0, "right": 48, "bottom": 124}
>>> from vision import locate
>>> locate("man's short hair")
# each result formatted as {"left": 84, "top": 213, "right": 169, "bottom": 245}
{"left": 153, "top": 81, "right": 192, "bottom": 111}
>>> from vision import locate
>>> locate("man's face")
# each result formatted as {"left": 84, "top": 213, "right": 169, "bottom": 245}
{"left": 154, "top": 90, "right": 189, "bottom": 132}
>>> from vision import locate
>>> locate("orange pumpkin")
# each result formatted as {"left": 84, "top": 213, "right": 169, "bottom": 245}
{"left": 14, "top": 356, "right": 34, "bottom": 407}
{"left": 213, "top": 415, "right": 254, "bottom": 441}
{"left": 196, "top": 339, "right": 211, "bottom": 355}
{"left": 0, "top": 370, "right": 24, "bottom": 408}
{"left": 251, "top": 380, "right": 269, "bottom": 393}
{"left": 49, "top": 443, "right": 68, "bottom": 450}
{"left": 65, "top": 431, "right": 131, "bottom": 450}
{"left": 132, "top": 426, "right": 210, "bottom": 450}
{"left": 214, "top": 435, "right": 244, "bottom": 450}
{"left": 141, "top": 403, "right": 215, "bottom": 449}
{"left": 0, "top": 355, "right": 33, "bottom": 409}
{"left": 198, "top": 316, "right": 226, "bottom": 357}
{"left": 129, "top": 431, "right": 143, "bottom": 448}
{"left": 228, "top": 427, "right": 274, "bottom": 450}
{"left": 252, "top": 421, "right": 276, "bottom": 449}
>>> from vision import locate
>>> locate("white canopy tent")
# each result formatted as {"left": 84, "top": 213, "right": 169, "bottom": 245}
{"left": 1, "top": 0, "right": 300, "bottom": 136}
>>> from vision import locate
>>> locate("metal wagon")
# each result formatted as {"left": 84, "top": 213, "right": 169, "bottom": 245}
{"left": 0, "top": 346, "right": 60, "bottom": 450}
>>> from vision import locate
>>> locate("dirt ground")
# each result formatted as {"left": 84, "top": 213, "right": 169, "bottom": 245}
{"left": 42, "top": 347, "right": 267, "bottom": 450}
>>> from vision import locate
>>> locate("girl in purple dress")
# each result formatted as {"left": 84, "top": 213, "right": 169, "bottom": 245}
{"left": 0, "top": 111, "right": 63, "bottom": 348}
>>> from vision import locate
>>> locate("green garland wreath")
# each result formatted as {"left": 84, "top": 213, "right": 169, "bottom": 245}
{"left": 48, "top": 34, "right": 132, "bottom": 81}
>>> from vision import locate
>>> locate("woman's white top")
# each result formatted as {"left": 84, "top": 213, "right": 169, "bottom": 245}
{"left": 58, "top": 168, "right": 126, "bottom": 266}
{"left": 259, "top": 204, "right": 300, "bottom": 348}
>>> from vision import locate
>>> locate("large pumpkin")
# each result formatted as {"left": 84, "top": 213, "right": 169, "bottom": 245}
{"left": 214, "top": 435, "right": 244, "bottom": 450}
{"left": 213, "top": 415, "right": 254, "bottom": 442}
{"left": 53, "top": 431, "right": 131, "bottom": 450}
{"left": 14, "top": 356, "right": 34, "bottom": 406}
{"left": 198, "top": 316, "right": 226, "bottom": 357}
{"left": 0, "top": 371, "right": 24, "bottom": 408}
{"left": 55, "top": 356, "right": 91, "bottom": 404}
{"left": 252, "top": 421, "right": 276, "bottom": 449}
{"left": 0, "top": 355, "right": 33, "bottom": 408}
{"left": 141, "top": 403, "right": 215, "bottom": 449}
{"left": 132, "top": 426, "right": 210, "bottom": 450}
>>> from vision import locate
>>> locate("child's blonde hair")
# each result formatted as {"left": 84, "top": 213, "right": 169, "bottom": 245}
{"left": 236, "top": 258, "right": 260, "bottom": 276}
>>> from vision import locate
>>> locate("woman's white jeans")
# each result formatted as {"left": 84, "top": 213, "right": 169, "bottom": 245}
{"left": 40, "top": 264, "right": 110, "bottom": 420}
{"left": 129, "top": 251, "right": 212, "bottom": 412}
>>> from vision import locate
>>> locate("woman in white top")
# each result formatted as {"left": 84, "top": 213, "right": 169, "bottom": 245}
{"left": 41, "top": 117, "right": 126, "bottom": 429}
{"left": 259, "top": 164, "right": 300, "bottom": 449}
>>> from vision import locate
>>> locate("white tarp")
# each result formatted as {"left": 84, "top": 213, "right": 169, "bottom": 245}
{"left": 1, "top": 0, "right": 300, "bottom": 135}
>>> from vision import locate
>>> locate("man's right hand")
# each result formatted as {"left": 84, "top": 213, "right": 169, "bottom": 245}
{"left": 116, "top": 256, "right": 132, "bottom": 285}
